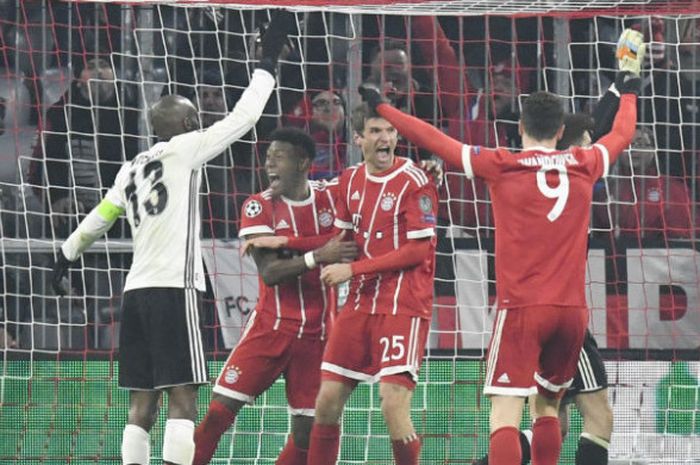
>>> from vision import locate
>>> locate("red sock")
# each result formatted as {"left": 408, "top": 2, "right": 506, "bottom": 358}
{"left": 307, "top": 423, "right": 340, "bottom": 465}
{"left": 531, "top": 416, "right": 562, "bottom": 465}
{"left": 391, "top": 434, "right": 421, "bottom": 465}
{"left": 276, "top": 437, "right": 308, "bottom": 465}
{"left": 193, "top": 400, "right": 238, "bottom": 465}
{"left": 489, "top": 426, "right": 522, "bottom": 465}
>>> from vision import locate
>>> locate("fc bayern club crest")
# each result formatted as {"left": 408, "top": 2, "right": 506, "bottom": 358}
{"left": 224, "top": 365, "right": 241, "bottom": 384}
{"left": 380, "top": 192, "right": 397, "bottom": 211}
{"left": 318, "top": 209, "right": 334, "bottom": 228}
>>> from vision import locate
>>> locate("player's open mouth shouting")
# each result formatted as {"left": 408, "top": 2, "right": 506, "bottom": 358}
{"left": 267, "top": 172, "right": 281, "bottom": 195}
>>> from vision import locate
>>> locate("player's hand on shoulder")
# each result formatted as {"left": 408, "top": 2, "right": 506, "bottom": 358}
{"left": 358, "top": 82, "right": 389, "bottom": 111}
{"left": 240, "top": 235, "right": 288, "bottom": 256}
{"left": 419, "top": 159, "right": 444, "bottom": 187}
{"left": 616, "top": 28, "right": 646, "bottom": 76}
{"left": 315, "top": 231, "right": 358, "bottom": 264}
{"left": 51, "top": 249, "right": 73, "bottom": 297}
{"left": 320, "top": 262, "right": 353, "bottom": 286}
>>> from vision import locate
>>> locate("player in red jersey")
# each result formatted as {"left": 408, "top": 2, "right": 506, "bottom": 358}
{"left": 192, "top": 128, "right": 358, "bottom": 465}
{"left": 304, "top": 103, "right": 439, "bottom": 465}
{"left": 358, "top": 28, "right": 644, "bottom": 465}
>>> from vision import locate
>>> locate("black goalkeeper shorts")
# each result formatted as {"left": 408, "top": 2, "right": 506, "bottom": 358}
{"left": 563, "top": 328, "right": 608, "bottom": 403}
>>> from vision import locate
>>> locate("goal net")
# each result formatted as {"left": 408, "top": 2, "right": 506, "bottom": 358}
{"left": 0, "top": 1, "right": 699, "bottom": 464}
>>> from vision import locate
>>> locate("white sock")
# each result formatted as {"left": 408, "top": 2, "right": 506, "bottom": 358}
{"left": 122, "top": 424, "right": 150, "bottom": 465}
{"left": 162, "top": 418, "right": 195, "bottom": 465}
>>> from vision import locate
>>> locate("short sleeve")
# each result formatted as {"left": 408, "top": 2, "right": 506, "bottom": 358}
{"left": 103, "top": 162, "right": 131, "bottom": 210}
{"left": 239, "top": 194, "right": 274, "bottom": 238}
{"left": 405, "top": 183, "right": 438, "bottom": 240}
{"left": 575, "top": 145, "right": 609, "bottom": 181}
{"left": 464, "top": 145, "right": 509, "bottom": 182}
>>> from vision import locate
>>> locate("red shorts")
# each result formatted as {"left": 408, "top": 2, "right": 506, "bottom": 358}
{"left": 212, "top": 312, "right": 324, "bottom": 416}
{"left": 321, "top": 310, "right": 430, "bottom": 390}
{"left": 483, "top": 306, "right": 588, "bottom": 399}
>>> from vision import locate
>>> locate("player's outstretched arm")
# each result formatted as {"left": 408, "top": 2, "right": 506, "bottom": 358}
{"left": 240, "top": 231, "right": 340, "bottom": 256}
{"left": 358, "top": 83, "right": 464, "bottom": 168}
{"left": 182, "top": 10, "right": 296, "bottom": 168}
{"left": 596, "top": 28, "right": 645, "bottom": 165}
{"left": 249, "top": 232, "right": 358, "bottom": 287}
{"left": 52, "top": 198, "right": 124, "bottom": 296}
{"left": 320, "top": 238, "right": 432, "bottom": 286}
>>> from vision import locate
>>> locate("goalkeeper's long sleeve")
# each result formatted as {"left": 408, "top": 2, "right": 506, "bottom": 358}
{"left": 595, "top": 93, "right": 638, "bottom": 165}
{"left": 350, "top": 239, "right": 432, "bottom": 276}
{"left": 376, "top": 103, "right": 464, "bottom": 168}
{"left": 590, "top": 84, "right": 621, "bottom": 143}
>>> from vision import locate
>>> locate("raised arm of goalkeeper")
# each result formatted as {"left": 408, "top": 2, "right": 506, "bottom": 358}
{"left": 359, "top": 28, "right": 646, "bottom": 174}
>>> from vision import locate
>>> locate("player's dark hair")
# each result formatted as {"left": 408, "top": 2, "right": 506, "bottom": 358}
{"left": 351, "top": 102, "right": 380, "bottom": 134}
{"left": 557, "top": 113, "right": 595, "bottom": 150}
{"left": 269, "top": 127, "right": 316, "bottom": 162}
{"left": 521, "top": 91, "right": 565, "bottom": 141}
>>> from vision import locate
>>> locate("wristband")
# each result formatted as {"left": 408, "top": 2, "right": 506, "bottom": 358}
{"left": 304, "top": 251, "right": 317, "bottom": 269}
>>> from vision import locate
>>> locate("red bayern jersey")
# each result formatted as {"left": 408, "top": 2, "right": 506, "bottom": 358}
{"left": 239, "top": 180, "right": 337, "bottom": 339}
{"left": 461, "top": 142, "right": 614, "bottom": 308}
{"left": 334, "top": 157, "right": 438, "bottom": 318}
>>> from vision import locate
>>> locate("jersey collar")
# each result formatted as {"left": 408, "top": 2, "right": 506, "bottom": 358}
{"left": 281, "top": 181, "right": 315, "bottom": 207}
{"left": 521, "top": 146, "right": 559, "bottom": 153}
{"left": 365, "top": 157, "right": 409, "bottom": 183}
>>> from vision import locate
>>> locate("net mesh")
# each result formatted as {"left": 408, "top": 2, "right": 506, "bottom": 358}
{"left": 0, "top": 1, "right": 699, "bottom": 464}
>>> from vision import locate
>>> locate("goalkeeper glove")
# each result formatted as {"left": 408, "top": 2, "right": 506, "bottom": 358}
{"left": 51, "top": 249, "right": 73, "bottom": 296}
{"left": 616, "top": 28, "right": 646, "bottom": 76}
{"left": 358, "top": 82, "right": 389, "bottom": 111}
{"left": 258, "top": 10, "right": 296, "bottom": 76}
{"left": 615, "top": 71, "right": 642, "bottom": 96}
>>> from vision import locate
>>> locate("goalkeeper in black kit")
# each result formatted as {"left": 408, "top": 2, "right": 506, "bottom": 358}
{"left": 51, "top": 10, "right": 295, "bottom": 465}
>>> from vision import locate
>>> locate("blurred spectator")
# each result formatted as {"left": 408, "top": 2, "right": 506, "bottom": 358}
{"left": 53, "top": 2, "right": 124, "bottom": 67}
{"left": 367, "top": 39, "right": 422, "bottom": 109}
{"left": 0, "top": 68, "right": 41, "bottom": 351}
{"left": 285, "top": 86, "right": 347, "bottom": 179}
{"left": 633, "top": 17, "right": 686, "bottom": 177}
{"left": 593, "top": 126, "right": 694, "bottom": 240}
{"left": 0, "top": 69, "right": 44, "bottom": 241}
{"left": 0, "top": 326, "right": 17, "bottom": 349}
{"left": 28, "top": 57, "right": 139, "bottom": 237}
{"left": 364, "top": 37, "right": 435, "bottom": 163}
{"left": 409, "top": 17, "right": 529, "bottom": 233}
{"left": 0, "top": 70, "right": 33, "bottom": 185}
